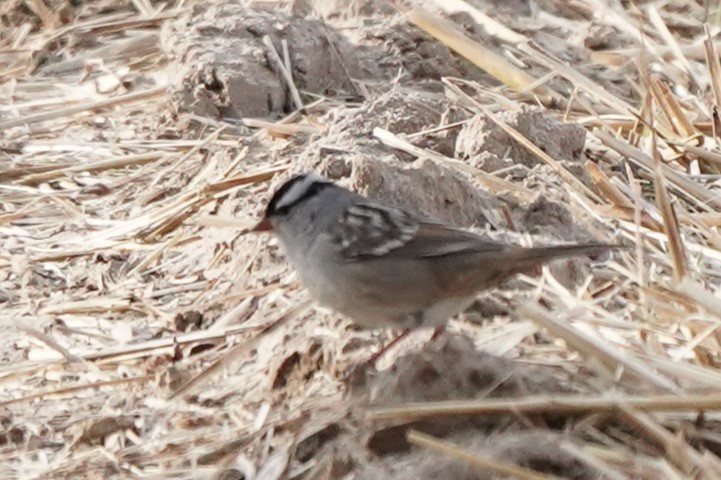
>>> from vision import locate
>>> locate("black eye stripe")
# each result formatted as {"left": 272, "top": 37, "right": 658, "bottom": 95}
{"left": 266, "top": 175, "right": 332, "bottom": 217}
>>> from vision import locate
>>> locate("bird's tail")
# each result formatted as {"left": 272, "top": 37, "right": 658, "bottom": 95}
{"left": 504, "top": 243, "right": 619, "bottom": 272}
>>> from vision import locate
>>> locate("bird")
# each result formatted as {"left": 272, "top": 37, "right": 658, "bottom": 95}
{"left": 250, "top": 173, "right": 616, "bottom": 366}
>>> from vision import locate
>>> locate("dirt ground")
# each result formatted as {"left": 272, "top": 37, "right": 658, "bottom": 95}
{"left": 4, "top": 0, "right": 721, "bottom": 479}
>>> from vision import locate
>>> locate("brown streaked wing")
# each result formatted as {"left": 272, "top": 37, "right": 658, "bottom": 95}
{"left": 394, "top": 222, "right": 507, "bottom": 259}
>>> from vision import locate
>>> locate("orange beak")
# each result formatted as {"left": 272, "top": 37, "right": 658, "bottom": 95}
{"left": 249, "top": 217, "right": 273, "bottom": 233}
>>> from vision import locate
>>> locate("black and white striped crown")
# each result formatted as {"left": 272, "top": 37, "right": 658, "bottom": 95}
{"left": 265, "top": 173, "right": 333, "bottom": 217}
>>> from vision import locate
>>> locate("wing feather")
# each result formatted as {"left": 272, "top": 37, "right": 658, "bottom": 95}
{"left": 333, "top": 203, "right": 418, "bottom": 259}
{"left": 332, "top": 202, "right": 503, "bottom": 260}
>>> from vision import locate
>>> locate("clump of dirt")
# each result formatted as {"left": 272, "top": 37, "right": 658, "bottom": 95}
{"left": 455, "top": 107, "right": 587, "bottom": 172}
{"left": 356, "top": 430, "right": 600, "bottom": 480}
{"left": 358, "top": 333, "right": 574, "bottom": 406}
{"left": 161, "top": 1, "right": 370, "bottom": 121}
{"left": 287, "top": 89, "right": 499, "bottom": 227}
{"left": 347, "top": 333, "right": 579, "bottom": 455}
{"left": 351, "top": 158, "right": 504, "bottom": 228}
{"left": 345, "top": 90, "right": 449, "bottom": 136}
{"left": 303, "top": 89, "right": 466, "bottom": 167}
{"left": 296, "top": 333, "right": 598, "bottom": 479}
{"left": 360, "top": 16, "right": 494, "bottom": 86}
{"left": 292, "top": 1, "right": 491, "bottom": 93}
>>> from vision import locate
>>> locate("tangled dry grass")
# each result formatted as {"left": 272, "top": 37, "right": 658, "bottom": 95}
{"left": 4, "top": 0, "right": 721, "bottom": 479}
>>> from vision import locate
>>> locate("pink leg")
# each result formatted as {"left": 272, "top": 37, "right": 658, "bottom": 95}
{"left": 363, "top": 328, "right": 412, "bottom": 368}
{"left": 430, "top": 326, "right": 445, "bottom": 341}
{"left": 344, "top": 329, "right": 413, "bottom": 385}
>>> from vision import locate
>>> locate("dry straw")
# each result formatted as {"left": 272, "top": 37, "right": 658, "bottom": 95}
{"left": 3, "top": 0, "right": 721, "bottom": 478}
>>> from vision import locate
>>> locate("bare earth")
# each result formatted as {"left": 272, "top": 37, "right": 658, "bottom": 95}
{"left": 3, "top": 0, "right": 721, "bottom": 478}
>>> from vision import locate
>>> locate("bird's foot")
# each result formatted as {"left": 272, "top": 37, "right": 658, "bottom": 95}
{"left": 342, "top": 329, "right": 412, "bottom": 387}
{"left": 429, "top": 326, "right": 445, "bottom": 341}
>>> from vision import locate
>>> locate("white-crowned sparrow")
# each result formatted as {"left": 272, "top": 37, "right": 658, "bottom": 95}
{"left": 250, "top": 173, "right": 615, "bottom": 332}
